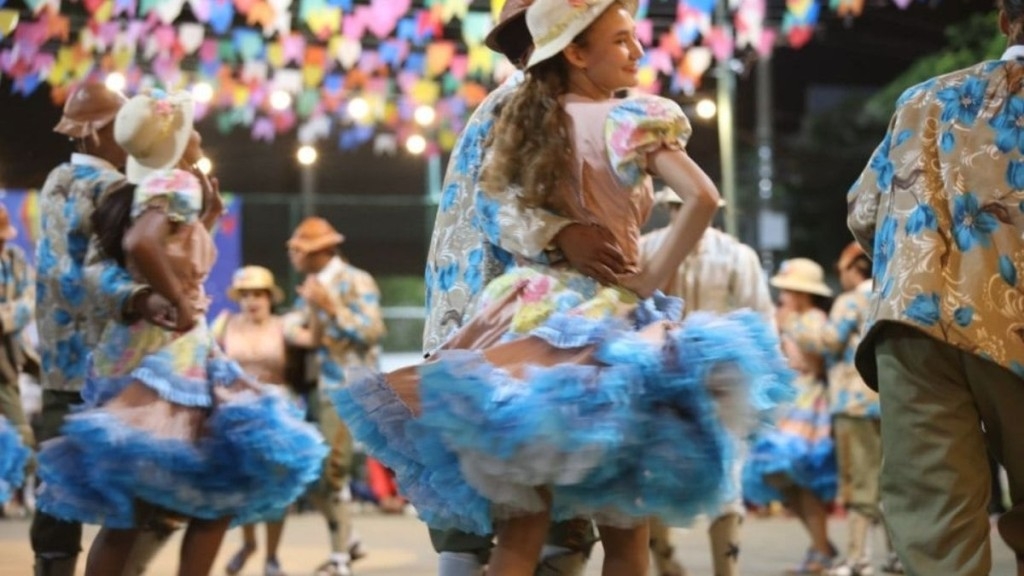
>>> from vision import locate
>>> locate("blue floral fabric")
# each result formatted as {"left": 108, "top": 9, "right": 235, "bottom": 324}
{"left": 36, "top": 159, "right": 139, "bottom": 392}
{"left": 422, "top": 73, "right": 574, "bottom": 353}
{"left": 849, "top": 50, "right": 1024, "bottom": 384}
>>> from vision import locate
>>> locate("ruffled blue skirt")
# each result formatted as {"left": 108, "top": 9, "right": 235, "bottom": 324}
{"left": 742, "top": 379, "right": 837, "bottom": 505}
{"left": 0, "top": 416, "right": 30, "bottom": 503}
{"left": 36, "top": 322, "right": 327, "bottom": 529}
{"left": 332, "top": 301, "right": 794, "bottom": 535}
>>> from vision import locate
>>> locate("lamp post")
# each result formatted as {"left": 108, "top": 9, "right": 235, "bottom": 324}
{"left": 296, "top": 144, "right": 318, "bottom": 217}
{"left": 714, "top": 0, "right": 738, "bottom": 238}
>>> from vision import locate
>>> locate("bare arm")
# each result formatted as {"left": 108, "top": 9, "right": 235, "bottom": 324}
{"left": 621, "top": 149, "right": 720, "bottom": 298}
{"left": 123, "top": 210, "right": 194, "bottom": 331}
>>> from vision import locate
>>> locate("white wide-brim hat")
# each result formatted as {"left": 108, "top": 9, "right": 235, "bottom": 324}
{"left": 526, "top": 0, "right": 639, "bottom": 69}
{"left": 770, "top": 258, "right": 833, "bottom": 297}
{"left": 115, "top": 89, "right": 195, "bottom": 184}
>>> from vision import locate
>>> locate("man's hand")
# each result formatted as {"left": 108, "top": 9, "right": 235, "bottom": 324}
{"left": 297, "top": 276, "right": 334, "bottom": 314}
{"left": 131, "top": 290, "right": 178, "bottom": 330}
{"left": 555, "top": 223, "right": 627, "bottom": 285}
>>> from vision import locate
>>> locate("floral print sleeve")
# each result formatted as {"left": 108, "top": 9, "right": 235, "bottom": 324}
{"left": 131, "top": 169, "right": 203, "bottom": 224}
{"left": 605, "top": 96, "right": 693, "bottom": 187}
{"left": 0, "top": 246, "right": 34, "bottom": 335}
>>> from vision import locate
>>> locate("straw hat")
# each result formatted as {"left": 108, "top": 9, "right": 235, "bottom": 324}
{"left": 287, "top": 217, "right": 345, "bottom": 254}
{"left": 114, "top": 89, "right": 195, "bottom": 184}
{"left": 770, "top": 258, "right": 833, "bottom": 297}
{"left": 0, "top": 205, "right": 17, "bottom": 241}
{"left": 525, "top": 0, "right": 638, "bottom": 69}
{"left": 485, "top": 0, "right": 534, "bottom": 57}
{"left": 227, "top": 266, "right": 284, "bottom": 304}
{"left": 53, "top": 82, "right": 127, "bottom": 140}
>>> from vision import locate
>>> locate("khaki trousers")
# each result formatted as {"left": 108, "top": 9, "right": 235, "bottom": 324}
{"left": 874, "top": 323, "right": 1024, "bottom": 576}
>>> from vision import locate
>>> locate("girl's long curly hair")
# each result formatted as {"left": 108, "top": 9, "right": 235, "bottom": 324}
{"left": 479, "top": 54, "right": 576, "bottom": 209}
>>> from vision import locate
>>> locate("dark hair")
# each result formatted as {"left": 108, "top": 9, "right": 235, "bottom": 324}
{"left": 91, "top": 182, "right": 136, "bottom": 267}
{"left": 848, "top": 253, "right": 872, "bottom": 280}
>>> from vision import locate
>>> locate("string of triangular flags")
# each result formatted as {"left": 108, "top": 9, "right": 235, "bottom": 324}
{"left": 0, "top": 0, "right": 885, "bottom": 153}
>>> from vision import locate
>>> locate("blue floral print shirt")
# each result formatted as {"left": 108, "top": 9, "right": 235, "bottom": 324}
{"left": 422, "top": 73, "right": 576, "bottom": 354}
{"left": 848, "top": 46, "right": 1024, "bottom": 386}
{"left": 36, "top": 155, "right": 141, "bottom": 392}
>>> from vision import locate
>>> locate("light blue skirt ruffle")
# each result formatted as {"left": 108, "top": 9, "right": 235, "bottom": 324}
{"left": 37, "top": 330, "right": 327, "bottom": 529}
{"left": 332, "top": 301, "right": 794, "bottom": 534}
{"left": 0, "top": 416, "right": 29, "bottom": 503}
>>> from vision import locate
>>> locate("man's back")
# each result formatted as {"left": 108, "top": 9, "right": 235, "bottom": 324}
{"left": 35, "top": 160, "right": 124, "bottom": 391}
{"left": 849, "top": 54, "right": 1024, "bottom": 381}
{"left": 641, "top": 226, "right": 773, "bottom": 319}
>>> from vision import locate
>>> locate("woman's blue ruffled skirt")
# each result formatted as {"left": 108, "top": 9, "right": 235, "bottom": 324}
{"left": 332, "top": 303, "right": 794, "bottom": 535}
{"left": 36, "top": 323, "right": 327, "bottom": 529}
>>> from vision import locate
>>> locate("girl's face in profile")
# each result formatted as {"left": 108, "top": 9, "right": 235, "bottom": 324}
{"left": 569, "top": 5, "right": 644, "bottom": 94}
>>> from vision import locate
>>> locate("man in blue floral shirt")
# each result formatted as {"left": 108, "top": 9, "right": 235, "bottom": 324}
{"left": 421, "top": 2, "right": 626, "bottom": 575}
{"left": 848, "top": 6, "right": 1024, "bottom": 574}
{"left": 31, "top": 82, "right": 178, "bottom": 576}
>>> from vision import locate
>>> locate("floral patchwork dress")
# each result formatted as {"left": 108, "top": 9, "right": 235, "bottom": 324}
{"left": 332, "top": 95, "right": 794, "bottom": 535}
{"left": 36, "top": 169, "right": 327, "bottom": 529}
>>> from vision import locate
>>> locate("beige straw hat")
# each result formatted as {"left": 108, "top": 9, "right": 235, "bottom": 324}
{"left": 770, "top": 258, "right": 833, "bottom": 297}
{"left": 227, "top": 266, "right": 285, "bottom": 304}
{"left": 525, "top": 0, "right": 638, "bottom": 69}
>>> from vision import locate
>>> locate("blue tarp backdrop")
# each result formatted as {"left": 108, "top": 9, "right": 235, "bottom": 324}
{"left": 0, "top": 189, "right": 242, "bottom": 321}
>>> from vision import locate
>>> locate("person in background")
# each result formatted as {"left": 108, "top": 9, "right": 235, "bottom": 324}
{"left": 780, "top": 243, "right": 902, "bottom": 576}
{"left": 214, "top": 266, "right": 296, "bottom": 576}
{"left": 744, "top": 258, "right": 838, "bottom": 575}
{"left": 284, "top": 216, "right": 385, "bottom": 576}
{"left": 640, "top": 187, "right": 774, "bottom": 576}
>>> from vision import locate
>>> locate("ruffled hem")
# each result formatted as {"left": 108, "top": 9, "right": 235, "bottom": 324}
{"left": 0, "top": 417, "right": 29, "bottom": 503}
{"left": 741, "top": 432, "right": 838, "bottom": 505}
{"left": 327, "top": 372, "right": 494, "bottom": 535}
{"left": 38, "top": 374, "right": 326, "bottom": 528}
{"left": 332, "top": 305, "right": 793, "bottom": 532}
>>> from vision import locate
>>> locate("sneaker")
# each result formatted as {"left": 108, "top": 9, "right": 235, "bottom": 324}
{"left": 828, "top": 558, "right": 874, "bottom": 576}
{"left": 786, "top": 548, "right": 837, "bottom": 575}
{"left": 879, "top": 553, "right": 904, "bottom": 574}
{"left": 348, "top": 539, "right": 367, "bottom": 563}
{"left": 314, "top": 559, "right": 352, "bottom": 576}
{"left": 225, "top": 545, "right": 255, "bottom": 576}
{"left": 264, "top": 557, "right": 287, "bottom": 576}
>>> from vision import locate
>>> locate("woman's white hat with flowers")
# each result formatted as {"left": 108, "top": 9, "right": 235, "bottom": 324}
{"left": 115, "top": 89, "right": 195, "bottom": 184}
{"left": 526, "top": 0, "right": 639, "bottom": 69}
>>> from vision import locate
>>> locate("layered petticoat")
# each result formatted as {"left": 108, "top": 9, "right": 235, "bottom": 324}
{"left": 741, "top": 377, "right": 837, "bottom": 505}
{"left": 0, "top": 416, "right": 29, "bottom": 503}
{"left": 36, "top": 319, "right": 327, "bottom": 529}
{"left": 331, "top": 268, "right": 794, "bottom": 535}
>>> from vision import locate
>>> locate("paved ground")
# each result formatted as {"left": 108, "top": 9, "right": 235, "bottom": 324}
{"left": 0, "top": 508, "right": 1015, "bottom": 575}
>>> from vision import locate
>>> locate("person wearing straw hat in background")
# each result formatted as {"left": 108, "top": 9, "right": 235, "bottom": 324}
{"left": 30, "top": 81, "right": 191, "bottom": 576}
{"left": 209, "top": 266, "right": 295, "bottom": 576}
{"left": 423, "top": 1, "right": 624, "bottom": 574}
{"left": 35, "top": 89, "right": 326, "bottom": 576}
{"left": 640, "top": 187, "right": 774, "bottom": 576}
{"left": 284, "top": 216, "right": 385, "bottom": 576}
{"left": 744, "top": 258, "right": 839, "bottom": 574}
{"left": 779, "top": 243, "right": 903, "bottom": 576}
